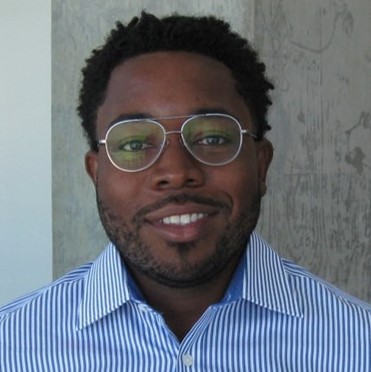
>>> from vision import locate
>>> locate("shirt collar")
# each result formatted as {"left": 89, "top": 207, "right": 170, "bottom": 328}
{"left": 77, "top": 243, "right": 132, "bottom": 330}
{"left": 77, "top": 232, "right": 302, "bottom": 329}
{"left": 239, "top": 232, "right": 303, "bottom": 318}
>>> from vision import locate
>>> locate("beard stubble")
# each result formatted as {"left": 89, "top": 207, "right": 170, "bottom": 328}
{"left": 97, "top": 191, "right": 262, "bottom": 288}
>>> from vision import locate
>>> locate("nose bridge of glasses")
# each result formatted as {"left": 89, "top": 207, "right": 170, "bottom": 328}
{"left": 156, "top": 118, "right": 194, "bottom": 154}
{"left": 162, "top": 129, "right": 186, "bottom": 150}
{"left": 158, "top": 116, "right": 188, "bottom": 146}
{"left": 164, "top": 129, "right": 183, "bottom": 136}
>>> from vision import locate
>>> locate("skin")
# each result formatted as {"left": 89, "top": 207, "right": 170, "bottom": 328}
{"left": 85, "top": 52, "right": 273, "bottom": 340}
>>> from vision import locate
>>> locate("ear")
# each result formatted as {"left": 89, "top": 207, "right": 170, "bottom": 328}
{"left": 256, "top": 138, "right": 273, "bottom": 196}
{"left": 85, "top": 150, "right": 99, "bottom": 186}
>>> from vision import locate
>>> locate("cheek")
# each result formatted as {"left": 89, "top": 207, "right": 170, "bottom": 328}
{"left": 210, "top": 165, "right": 259, "bottom": 208}
{"left": 96, "top": 165, "right": 144, "bottom": 215}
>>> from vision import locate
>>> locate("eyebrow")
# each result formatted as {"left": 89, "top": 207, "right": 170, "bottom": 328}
{"left": 107, "top": 107, "right": 236, "bottom": 128}
{"left": 107, "top": 112, "right": 152, "bottom": 128}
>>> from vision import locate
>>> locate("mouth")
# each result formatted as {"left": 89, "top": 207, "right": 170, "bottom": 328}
{"left": 144, "top": 204, "right": 220, "bottom": 243}
{"left": 160, "top": 213, "right": 208, "bottom": 226}
{"left": 134, "top": 193, "right": 231, "bottom": 244}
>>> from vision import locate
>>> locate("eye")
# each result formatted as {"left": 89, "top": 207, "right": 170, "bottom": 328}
{"left": 118, "top": 139, "right": 153, "bottom": 152}
{"left": 196, "top": 134, "right": 230, "bottom": 146}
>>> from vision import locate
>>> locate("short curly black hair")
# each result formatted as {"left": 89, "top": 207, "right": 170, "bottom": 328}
{"left": 77, "top": 12, "right": 274, "bottom": 151}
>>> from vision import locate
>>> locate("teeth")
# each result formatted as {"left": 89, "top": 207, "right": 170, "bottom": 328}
{"left": 162, "top": 213, "right": 206, "bottom": 226}
{"left": 180, "top": 214, "right": 190, "bottom": 225}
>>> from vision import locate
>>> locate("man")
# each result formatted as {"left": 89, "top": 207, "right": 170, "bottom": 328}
{"left": 1, "top": 12, "right": 370, "bottom": 371}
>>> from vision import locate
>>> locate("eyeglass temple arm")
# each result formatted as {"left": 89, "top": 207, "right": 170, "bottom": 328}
{"left": 241, "top": 129, "right": 258, "bottom": 141}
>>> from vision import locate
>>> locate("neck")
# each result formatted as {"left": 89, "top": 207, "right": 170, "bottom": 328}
{"left": 128, "top": 255, "right": 241, "bottom": 341}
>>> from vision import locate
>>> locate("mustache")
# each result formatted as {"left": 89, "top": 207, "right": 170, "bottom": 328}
{"left": 133, "top": 193, "right": 231, "bottom": 224}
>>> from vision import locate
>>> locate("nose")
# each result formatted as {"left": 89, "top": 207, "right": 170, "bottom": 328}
{"left": 150, "top": 134, "right": 205, "bottom": 190}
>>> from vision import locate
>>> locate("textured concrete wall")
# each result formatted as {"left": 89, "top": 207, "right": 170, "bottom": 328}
{"left": 254, "top": 0, "right": 371, "bottom": 302}
{"left": 52, "top": 0, "right": 370, "bottom": 302}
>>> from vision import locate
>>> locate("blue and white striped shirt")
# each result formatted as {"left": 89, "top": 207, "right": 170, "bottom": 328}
{"left": 1, "top": 232, "right": 370, "bottom": 371}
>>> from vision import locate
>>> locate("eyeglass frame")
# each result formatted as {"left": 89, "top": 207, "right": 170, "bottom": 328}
{"left": 97, "top": 113, "right": 258, "bottom": 172}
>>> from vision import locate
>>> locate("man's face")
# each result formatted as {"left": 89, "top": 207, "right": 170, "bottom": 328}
{"left": 86, "top": 52, "right": 273, "bottom": 288}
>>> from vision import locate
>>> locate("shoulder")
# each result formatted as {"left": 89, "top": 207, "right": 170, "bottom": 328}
{"left": 245, "top": 232, "right": 371, "bottom": 323}
{"left": 0, "top": 262, "right": 92, "bottom": 320}
{"left": 282, "top": 258, "right": 371, "bottom": 319}
{"left": 251, "top": 232, "right": 370, "bottom": 315}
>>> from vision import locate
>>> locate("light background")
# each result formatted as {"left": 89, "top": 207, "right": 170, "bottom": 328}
{"left": 0, "top": 0, "right": 369, "bottom": 306}
{"left": 0, "top": 0, "right": 52, "bottom": 306}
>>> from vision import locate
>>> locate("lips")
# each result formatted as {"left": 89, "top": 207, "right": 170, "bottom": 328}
{"left": 144, "top": 203, "right": 220, "bottom": 243}
{"left": 145, "top": 203, "right": 217, "bottom": 224}
{"left": 161, "top": 213, "right": 207, "bottom": 226}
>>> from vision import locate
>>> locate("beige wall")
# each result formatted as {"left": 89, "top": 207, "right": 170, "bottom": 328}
{"left": 52, "top": 0, "right": 371, "bottom": 302}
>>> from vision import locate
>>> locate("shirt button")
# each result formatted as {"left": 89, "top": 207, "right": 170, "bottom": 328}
{"left": 182, "top": 353, "right": 193, "bottom": 367}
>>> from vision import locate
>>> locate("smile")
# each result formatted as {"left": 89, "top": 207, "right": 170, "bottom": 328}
{"left": 161, "top": 213, "right": 207, "bottom": 226}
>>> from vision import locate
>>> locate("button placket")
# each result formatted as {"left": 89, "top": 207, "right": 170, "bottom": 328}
{"left": 177, "top": 306, "right": 218, "bottom": 370}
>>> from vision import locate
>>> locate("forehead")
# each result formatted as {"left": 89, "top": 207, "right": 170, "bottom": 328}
{"left": 96, "top": 52, "right": 252, "bottom": 134}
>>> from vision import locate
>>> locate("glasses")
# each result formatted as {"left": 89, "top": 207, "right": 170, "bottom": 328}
{"left": 98, "top": 113, "right": 257, "bottom": 172}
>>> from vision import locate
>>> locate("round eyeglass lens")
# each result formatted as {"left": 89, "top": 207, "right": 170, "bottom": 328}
{"left": 182, "top": 115, "right": 242, "bottom": 165}
{"left": 105, "top": 121, "right": 165, "bottom": 171}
